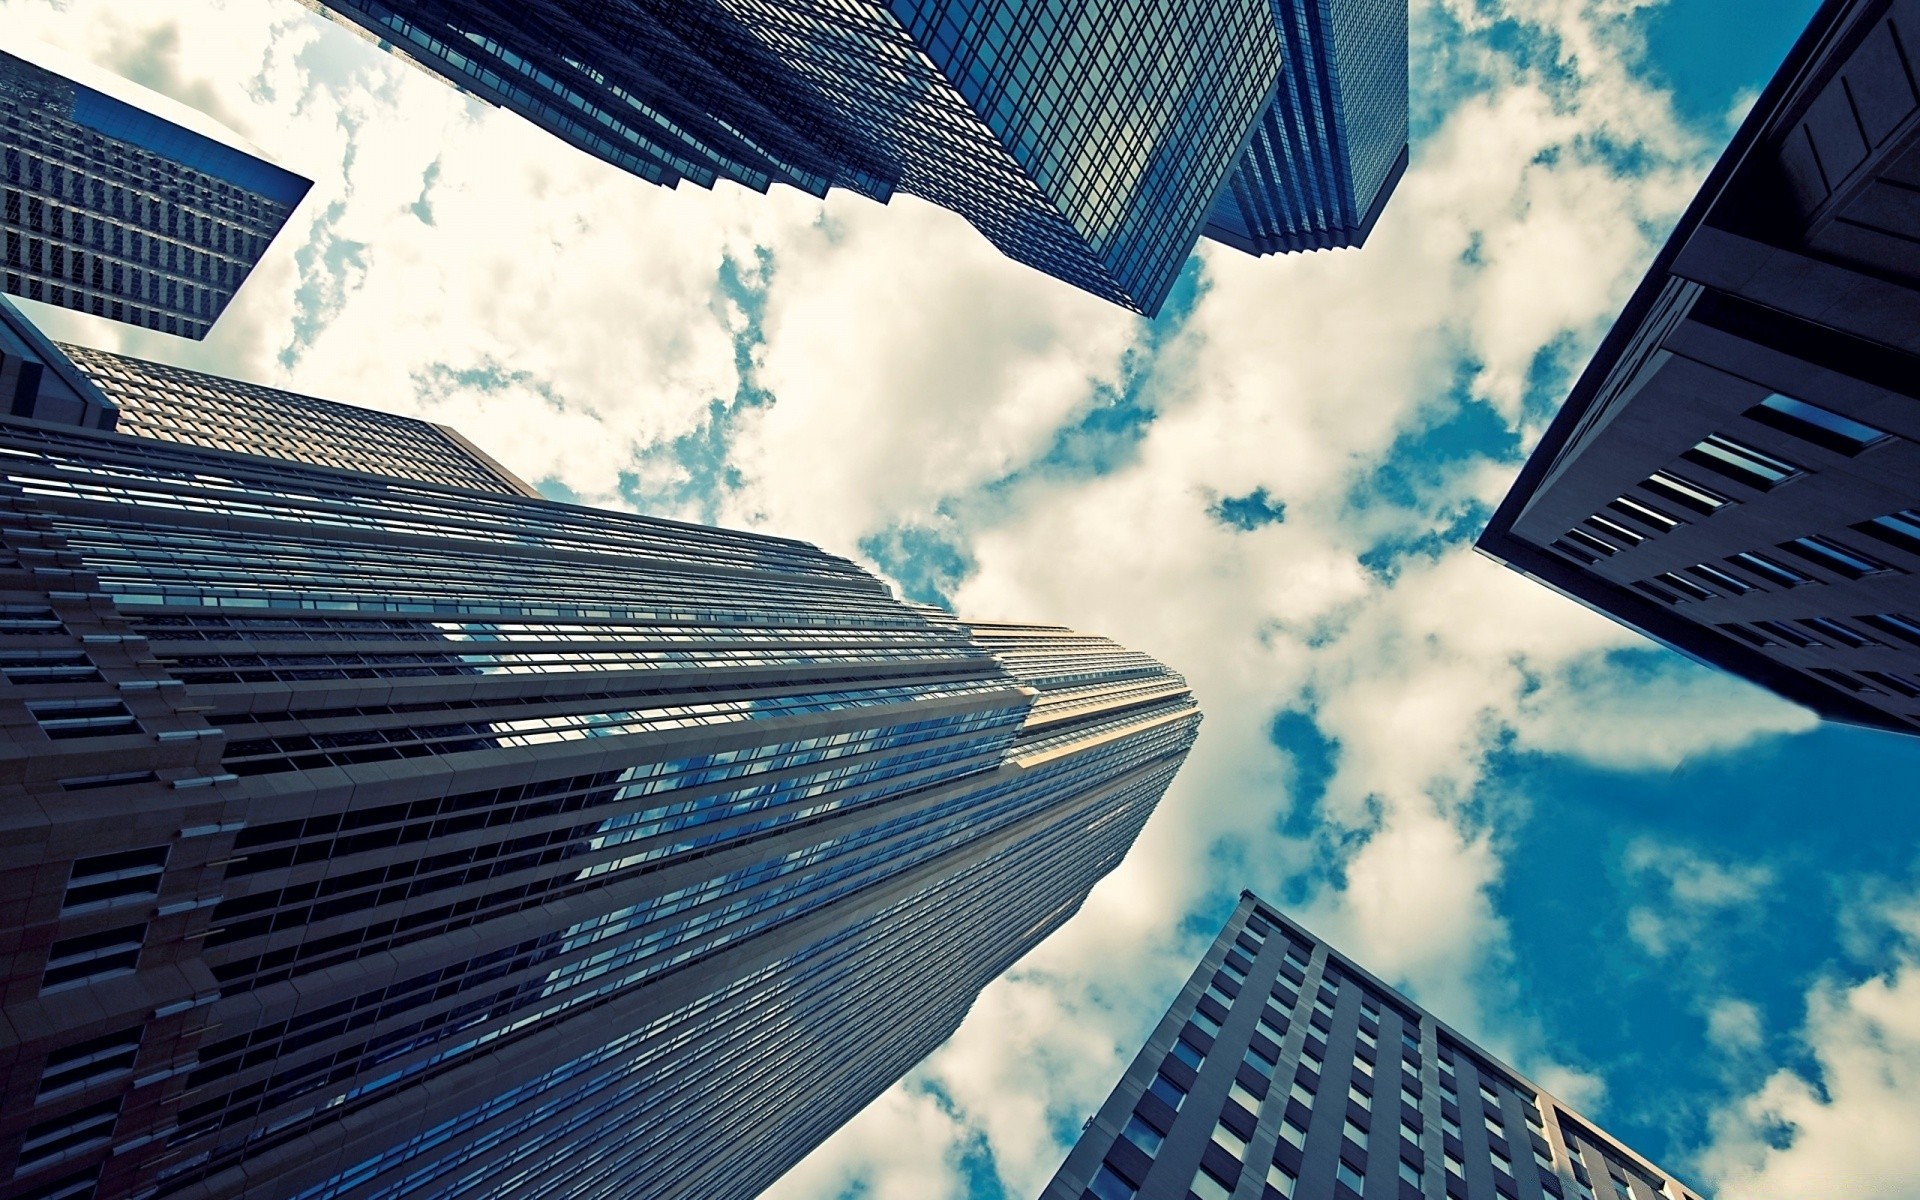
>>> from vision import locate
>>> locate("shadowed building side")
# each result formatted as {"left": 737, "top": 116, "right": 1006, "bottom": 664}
{"left": 1479, "top": 0, "right": 1920, "bottom": 739}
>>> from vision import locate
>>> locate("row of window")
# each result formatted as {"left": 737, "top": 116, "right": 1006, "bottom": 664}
{"left": 1552, "top": 391, "right": 1894, "bottom": 570}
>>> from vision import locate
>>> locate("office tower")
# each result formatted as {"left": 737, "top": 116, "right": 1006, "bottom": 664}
{"left": 0, "top": 46, "right": 310, "bottom": 340}
{"left": 1478, "top": 0, "right": 1920, "bottom": 737}
{"left": 0, "top": 333, "right": 1200, "bottom": 1200}
{"left": 300, "top": 0, "right": 1409, "bottom": 315}
{"left": 1042, "top": 894, "right": 1702, "bottom": 1200}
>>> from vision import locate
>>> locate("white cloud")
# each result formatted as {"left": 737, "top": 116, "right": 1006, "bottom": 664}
{"left": 1701, "top": 885, "right": 1920, "bottom": 1199}
{"left": 1622, "top": 838, "right": 1774, "bottom": 959}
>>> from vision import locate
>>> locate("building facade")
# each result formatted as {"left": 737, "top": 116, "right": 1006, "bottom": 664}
{"left": 0, "top": 47, "right": 309, "bottom": 341}
{"left": 1478, "top": 0, "right": 1920, "bottom": 736}
{"left": 0, "top": 340, "right": 1199, "bottom": 1200}
{"left": 301, "top": 0, "right": 1408, "bottom": 315}
{"left": 1042, "top": 894, "right": 1703, "bottom": 1200}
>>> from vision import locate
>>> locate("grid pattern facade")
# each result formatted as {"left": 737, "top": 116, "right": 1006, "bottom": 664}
{"left": 0, "top": 353, "right": 1198, "bottom": 1200}
{"left": 0, "top": 50, "right": 309, "bottom": 340}
{"left": 1041, "top": 895, "right": 1702, "bottom": 1200}
{"left": 308, "top": 0, "right": 1402, "bottom": 315}
{"left": 59, "top": 343, "right": 540, "bottom": 495}
{"left": 1204, "top": 0, "right": 1410, "bottom": 256}
{"left": 1479, "top": 0, "right": 1920, "bottom": 737}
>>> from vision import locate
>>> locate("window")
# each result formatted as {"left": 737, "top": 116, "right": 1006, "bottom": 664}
{"left": 1554, "top": 538, "right": 1600, "bottom": 565}
{"left": 1260, "top": 1007, "right": 1289, "bottom": 1037}
{"left": 1222, "top": 956, "right": 1250, "bottom": 982}
{"left": 16, "top": 1098, "right": 120, "bottom": 1171}
{"left": 42, "top": 924, "right": 145, "bottom": 990}
{"left": 1860, "top": 510, "right": 1920, "bottom": 555}
{"left": 1861, "top": 670, "right": 1920, "bottom": 698}
{"left": 1212, "top": 1120, "right": 1249, "bottom": 1158}
{"left": 1228, "top": 1080, "right": 1263, "bottom": 1114}
{"left": 1357, "top": 1026, "right": 1378, "bottom": 1049}
{"left": 1782, "top": 535, "right": 1892, "bottom": 579}
{"left": 63, "top": 846, "right": 168, "bottom": 911}
{"left": 28, "top": 698, "right": 138, "bottom": 740}
{"left": 1290, "top": 1079, "right": 1315, "bottom": 1106}
{"left": 1121, "top": 1114, "right": 1163, "bottom": 1156}
{"left": 1172, "top": 1038, "right": 1205, "bottom": 1069}
{"left": 1634, "top": 579, "right": 1681, "bottom": 605}
{"left": 1686, "top": 563, "right": 1755, "bottom": 595}
{"left": 1727, "top": 551, "right": 1812, "bottom": 587}
{"left": 1748, "top": 393, "right": 1886, "bottom": 454}
{"left": 1402, "top": 1029, "right": 1421, "bottom": 1052}
{"left": 1563, "top": 530, "right": 1616, "bottom": 558}
{"left": 1189, "top": 1165, "right": 1233, "bottom": 1200}
{"left": 1685, "top": 433, "right": 1803, "bottom": 489}
{"left": 1486, "top": 1114, "right": 1505, "bottom": 1136}
{"left": 1400, "top": 1158, "right": 1425, "bottom": 1187}
{"left": 1336, "top": 1161, "right": 1366, "bottom": 1193}
{"left": 1644, "top": 470, "right": 1731, "bottom": 514}
{"left": 1267, "top": 1161, "right": 1297, "bottom": 1198}
{"left": 1609, "top": 496, "right": 1684, "bottom": 531}
{"left": 1280, "top": 1116, "right": 1308, "bottom": 1149}
{"left": 1655, "top": 572, "right": 1716, "bottom": 601}
{"left": 1148, "top": 1073, "right": 1187, "bottom": 1110}
{"left": 1344, "top": 1117, "right": 1369, "bottom": 1147}
{"left": 1862, "top": 612, "right": 1920, "bottom": 647}
{"left": 37, "top": 1026, "right": 142, "bottom": 1098}
{"left": 1243, "top": 1044, "right": 1276, "bottom": 1076}
{"left": 1088, "top": 1164, "right": 1136, "bottom": 1200}
{"left": 1350, "top": 1084, "right": 1372, "bottom": 1110}
{"left": 1443, "top": 1113, "right": 1462, "bottom": 1138}
{"left": 1585, "top": 515, "right": 1644, "bottom": 545}
{"left": 1193, "top": 1008, "right": 1224, "bottom": 1036}
{"left": 0, "top": 650, "right": 100, "bottom": 684}
{"left": 1799, "top": 617, "right": 1877, "bottom": 647}
{"left": 1445, "top": 1151, "right": 1466, "bottom": 1178}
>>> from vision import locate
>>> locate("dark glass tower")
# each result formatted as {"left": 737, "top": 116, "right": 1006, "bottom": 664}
{"left": 0, "top": 338, "right": 1199, "bottom": 1199}
{"left": 1479, "top": 0, "right": 1920, "bottom": 737}
{"left": 300, "top": 0, "right": 1409, "bottom": 315}
{"left": 0, "top": 48, "right": 310, "bottom": 341}
{"left": 1042, "top": 894, "right": 1703, "bottom": 1200}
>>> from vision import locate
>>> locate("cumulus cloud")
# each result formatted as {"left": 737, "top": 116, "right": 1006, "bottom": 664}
{"left": 1701, "top": 883, "right": 1920, "bottom": 1199}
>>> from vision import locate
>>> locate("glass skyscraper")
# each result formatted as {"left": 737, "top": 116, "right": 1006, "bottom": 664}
{"left": 1044, "top": 894, "right": 1703, "bottom": 1200}
{"left": 0, "top": 330, "right": 1199, "bottom": 1199}
{"left": 1479, "top": 0, "right": 1920, "bottom": 738}
{"left": 300, "top": 0, "right": 1409, "bottom": 315}
{"left": 0, "top": 47, "right": 310, "bottom": 340}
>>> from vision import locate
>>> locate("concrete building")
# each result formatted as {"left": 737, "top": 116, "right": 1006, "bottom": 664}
{"left": 1478, "top": 0, "right": 1920, "bottom": 736}
{"left": 0, "top": 326, "right": 1199, "bottom": 1200}
{"left": 0, "top": 47, "right": 309, "bottom": 340}
{"left": 1042, "top": 894, "right": 1703, "bottom": 1200}
{"left": 300, "top": 0, "right": 1407, "bottom": 315}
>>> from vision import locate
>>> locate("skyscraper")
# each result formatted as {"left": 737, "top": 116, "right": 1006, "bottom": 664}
{"left": 1478, "top": 0, "right": 1920, "bottom": 737}
{"left": 300, "top": 0, "right": 1408, "bottom": 315}
{"left": 1043, "top": 894, "right": 1703, "bottom": 1200}
{"left": 0, "top": 45, "right": 310, "bottom": 340}
{"left": 0, "top": 335, "right": 1200, "bottom": 1199}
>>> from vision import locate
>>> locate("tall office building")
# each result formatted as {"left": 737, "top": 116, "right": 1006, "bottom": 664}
{"left": 0, "top": 328, "right": 1200, "bottom": 1199}
{"left": 1043, "top": 894, "right": 1702, "bottom": 1200}
{"left": 1478, "top": 0, "right": 1920, "bottom": 737}
{"left": 300, "top": 0, "right": 1408, "bottom": 315}
{"left": 1, "top": 46, "right": 309, "bottom": 340}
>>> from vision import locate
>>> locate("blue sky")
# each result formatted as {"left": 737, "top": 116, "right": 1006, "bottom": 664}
{"left": 9, "top": 1, "right": 1920, "bottom": 1197}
